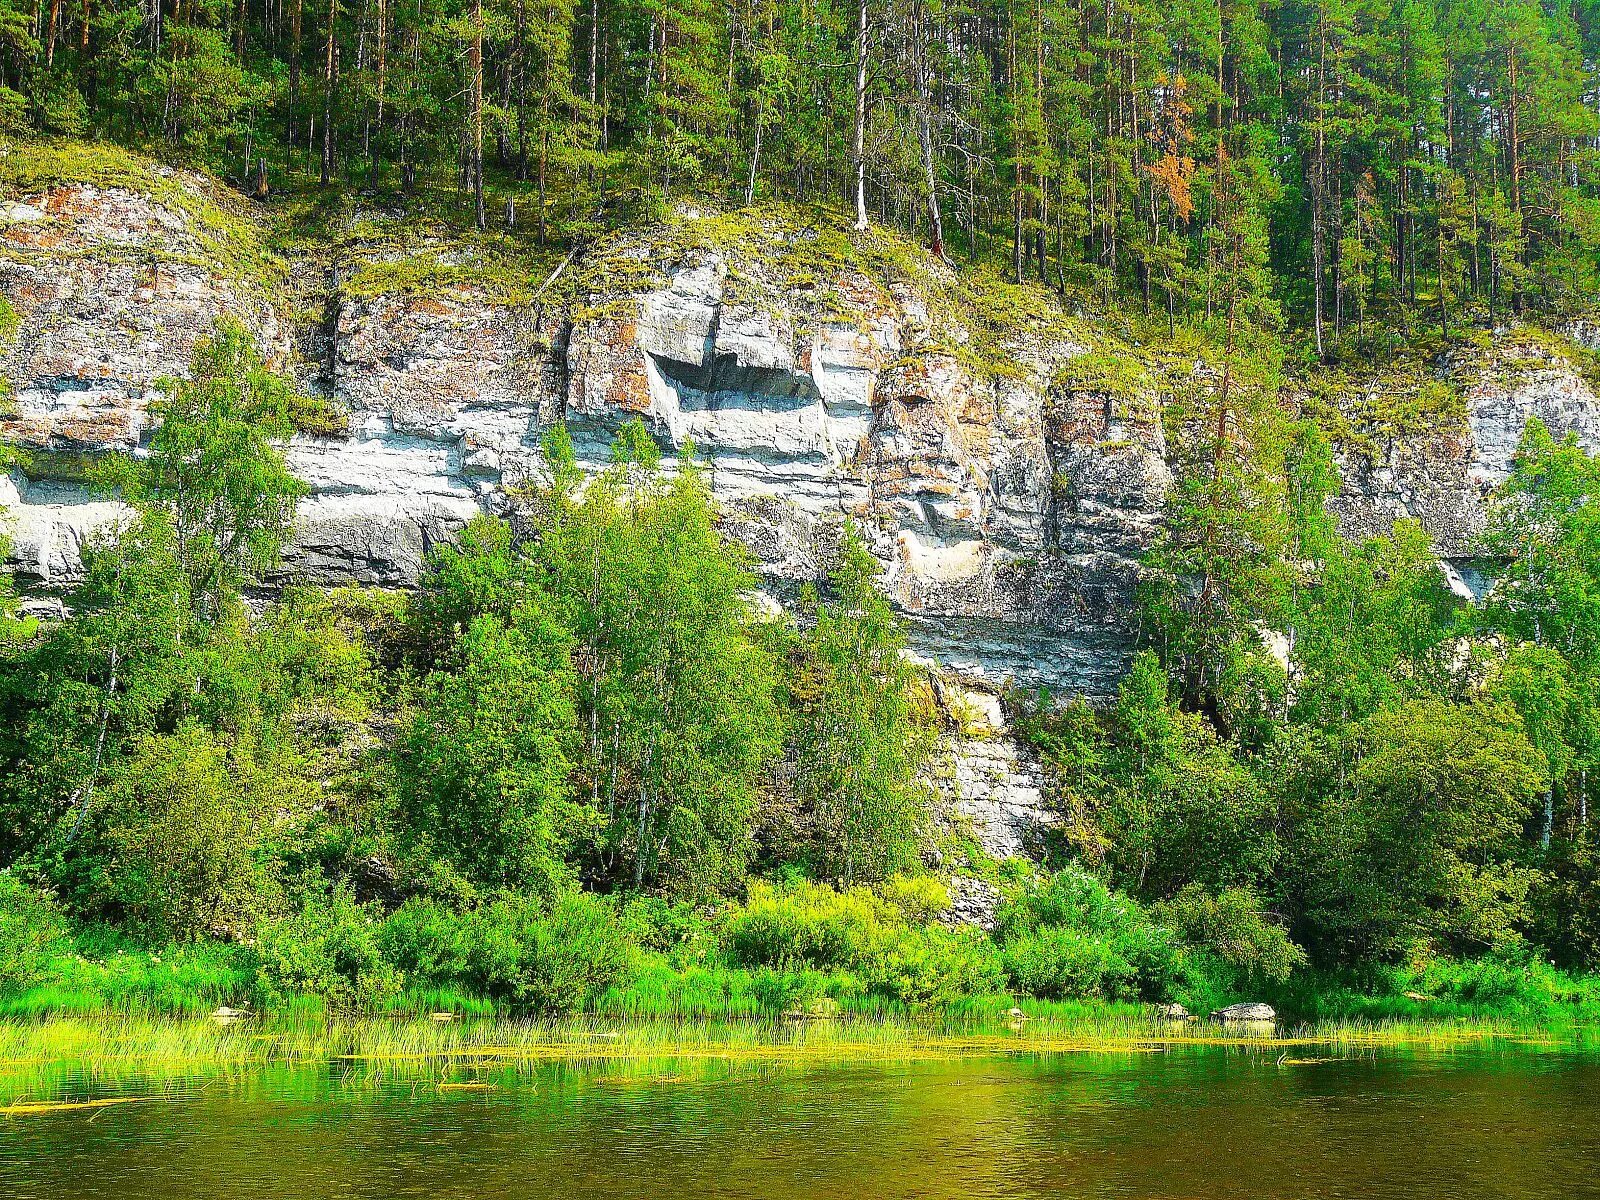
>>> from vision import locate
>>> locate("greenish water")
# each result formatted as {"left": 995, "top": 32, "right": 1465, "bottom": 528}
{"left": 2, "top": 1044, "right": 1596, "bottom": 1199}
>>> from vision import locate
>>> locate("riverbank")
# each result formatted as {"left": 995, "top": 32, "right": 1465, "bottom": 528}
{"left": 2, "top": 1008, "right": 1594, "bottom": 1094}
{"left": 6, "top": 932, "right": 1600, "bottom": 1030}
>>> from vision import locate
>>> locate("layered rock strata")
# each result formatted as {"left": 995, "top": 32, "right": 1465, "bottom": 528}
{"left": 4, "top": 169, "right": 1600, "bottom": 697}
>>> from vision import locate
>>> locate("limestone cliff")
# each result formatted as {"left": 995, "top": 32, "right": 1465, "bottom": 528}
{"left": 1319, "top": 330, "right": 1600, "bottom": 577}
{"left": 0, "top": 167, "right": 1172, "bottom": 698}
{"left": 4, "top": 155, "right": 1600, "bottom": 704}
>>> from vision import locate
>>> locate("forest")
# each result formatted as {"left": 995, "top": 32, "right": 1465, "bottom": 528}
{"left": 0, "top": 0, "right": 1598, "bottom": 1024}
{"left": 0, "top": 309, "right": 1596, "bottom": 1021}
{"left": 1, "top": 0, "right": 1599, "bottom": 342}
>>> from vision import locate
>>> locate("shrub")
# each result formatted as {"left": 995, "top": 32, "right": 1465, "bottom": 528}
{"left": 378, "top": 895, "right": 474, "bottom": 984}
{"left": 1002, "top": 925, "right": 1131, "bottom": 999}
{"left": 876, "top": 925, "right": 1006, "bottom": 1007}
{"left": 993, "top": 865, "right": 1181, "bottom": 1001}
{"left": 255, "top": 887, "right": 397, "bottom": 1010}
{"left": 876, "top": 875, "right": 953, "bottom": 924}
{"left": 722, "top": 878, "right": 999, "bottom": 1009}
{"left": 0, "top": 874, "right": 68, "bottom": 994}
{"left": 460, "top": 892, "right": 635, "bottom": 1012}
{"left": 1154, "top": 885, "right": 1308, "bottom": 984}
{"left": 378, "top": 891, "right": 635, "bottom": 1013}
{"left": 102, "top": 724, "right": 293, "bottom": 943}
{"left": 724, "top": 880, "right": 892, "bottom": 972}
{"left": 746, "top": 966, "right": 849, "bottom": 1014}
{"left": 993, "top": 864, "right": 1134, "bottom": 943}
{"left": 620, "top": 896, "right": 717, "bottom": 959}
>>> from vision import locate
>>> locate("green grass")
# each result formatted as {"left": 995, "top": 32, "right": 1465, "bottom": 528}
{"left": 0, "top": 941, "right": 255, "bottom": 1019}
{"left": 0, "top": 1006, "right": 1590, "bottom": 1104}
{"left": 0, "top": 137, "right": 281, "bottom": 286}
{"left": 1257, "top": 957, "right": 1600, "bottom": 1026}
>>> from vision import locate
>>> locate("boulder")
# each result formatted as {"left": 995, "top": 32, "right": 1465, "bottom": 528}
{"left": 1156, "top": 1003, "right": 1191, "bottom": 1021}
{"left": 1210, "top": 1002, "right": 1276, "bottom": 1023}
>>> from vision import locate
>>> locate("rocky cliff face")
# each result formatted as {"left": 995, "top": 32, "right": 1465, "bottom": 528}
{"left": 0, "top": 174, "right": 1174, "bottom": 697}
{"left": 1322, "top": 333, "right": 1600, "bottom": 571}
{"left": 4, "top": 163, "right": 1600, "bottom": 699}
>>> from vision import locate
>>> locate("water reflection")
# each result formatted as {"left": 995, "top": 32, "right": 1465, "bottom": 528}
{"left": 2, "top": 1047, "right": 1596, "bottom": 1200}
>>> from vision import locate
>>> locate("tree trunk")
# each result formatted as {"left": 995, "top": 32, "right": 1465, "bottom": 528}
{"left": 912, "top": 0, "right": 944, "bottom": 258}
{"left": 1311, "top": 12, "right": 1327, "bottom": 360}
{"left": 45, "top": 0, "right": 63, "bottom": 65}
{"left": 290, "top": 0, "right": 304, "bottom": 147}
{"left": 321, "top": 0, "right": 337, "bottom": 185}
{"left": 470, "top": 0, "right": 485, "bottom": 229}
{"left": 851, "top": 0, "right": 869, "bottom": 230}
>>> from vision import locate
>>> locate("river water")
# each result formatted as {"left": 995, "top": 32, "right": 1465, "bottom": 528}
{"left": 2, "top": 1043, "right": 1596, "bottom": 1199}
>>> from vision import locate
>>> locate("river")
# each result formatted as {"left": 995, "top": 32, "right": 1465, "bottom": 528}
{"left": 2, "top": 1040, "right": 1596, "bottom": 1199}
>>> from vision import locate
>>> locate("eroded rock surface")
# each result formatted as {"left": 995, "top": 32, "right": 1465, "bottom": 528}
{"left": 1326, "top": 336, "right": 1600, "bottom": 561}
{"left": 927, "top": 677, "right": 1058, "bottom": 863}
{"left": 6, "top": 168, "right": 1600, "bottom": 703}
{"left": 0, "top": 177, "right": 1172, "bottom": 696}
{"left": 0, "top": 176, "right": 287, "bottom": 586}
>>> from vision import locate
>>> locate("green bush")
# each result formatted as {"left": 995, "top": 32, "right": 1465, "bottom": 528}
{"left": 620, "top": 895, "right": 718, "bottom": 960}
{"left": 0, "top": 874, "right": 68, "bottom": 994}
{"left": 993, "top": 866, "right": 1181, "bottom": 1001}
{"left": 255, "top": 887, "right": 398, "bottom": 1010}
{"left": 101, "top": 724, "right": 292, "bottom": 943}
{"left": 467, "top": 892, "right": 635, "bottom": 1011}
{"left": 746, "top": 965, "right": 853, "bottom": 1014}
{"left": 1002, "top": 925, "right": 1131, "bottom": 999}
{"left": 725, "top": 880, "right": 894, "bottom": 972}
{"left": 875, "top": 925, "right": 1005, "bottom": 1007}
{"left": 1154, "top": 885, "right": 1308, "bottom": 984}
{"left": 380, "top": 891, "right": 635, "bottom": 1012}
{"left": 722, "top": 878, "right": 1001, "bottom": 1008}
{"left": 378, "top": 895, "right": 474, "bottom": 983}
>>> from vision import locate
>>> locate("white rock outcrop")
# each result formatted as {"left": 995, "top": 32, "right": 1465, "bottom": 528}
{"left": 1, "top": 181, "right": 1174, "bottom": 697}
{"left": 1326, "top": 336, "right": 1600, "bottom": 560}
{"left": 6, "top": 173, "right": 1600, "bottom": 700}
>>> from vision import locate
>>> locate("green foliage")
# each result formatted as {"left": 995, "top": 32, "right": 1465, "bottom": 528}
{"left": 255, "top": 887, "right": 398, "bottom": 1011}
{"left": 397, "top": 609, "right": 582, "bottom": 894}
{"left": 1531, "top": 839, "right": 1600, "bottom": 971}
{"left": 405, "top": 514, "right": 527, "bottom": 665}
{"left": 465, "top": 893, "right": 634, "bottom": 1011}
{"left": 1289, "top": 519, "right": 1465, "bottom": 728}
{"left": 530, "top": 422, "right": 784, "bottom": 894}
{"left": 1289, "top": 699, "right": 1548, "bottom": 961}
{"left": 725, "top": 879, "right": 905, "bottom": 971}
{"left": 782, "top": 526, "right": 934, "bottom": 883}
{"left": 0, "top": 874, "right": 68, "bottom": 993}
{"left": 992, "top": 866, "right": 1181, "bottom": 1001}
{"left": 99, "top": 723, "right": 300, "bottom": 943}
{"left": 0, "top": 513, "right": 191, "bottom": 862}
{"left": 1481, "top": 418, "right": 1600, "bottom": 850}
{"left": 1153, "top": 885, "right": 1307, "bottom": 986}
{"left": 380, "top": 891, "right": 634, "bottom": 1012}
{"left": 139, "top": 318, "right": 307, "bottom": 621}
{"left": 723, "top": 878, "right": 1004, "bottom": 1009}
{"left": 0, "top": 939, "right": 256, "bottom": 1018}
{"left": 1029, "top": 653, "right": 1276, "bottom": 898}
